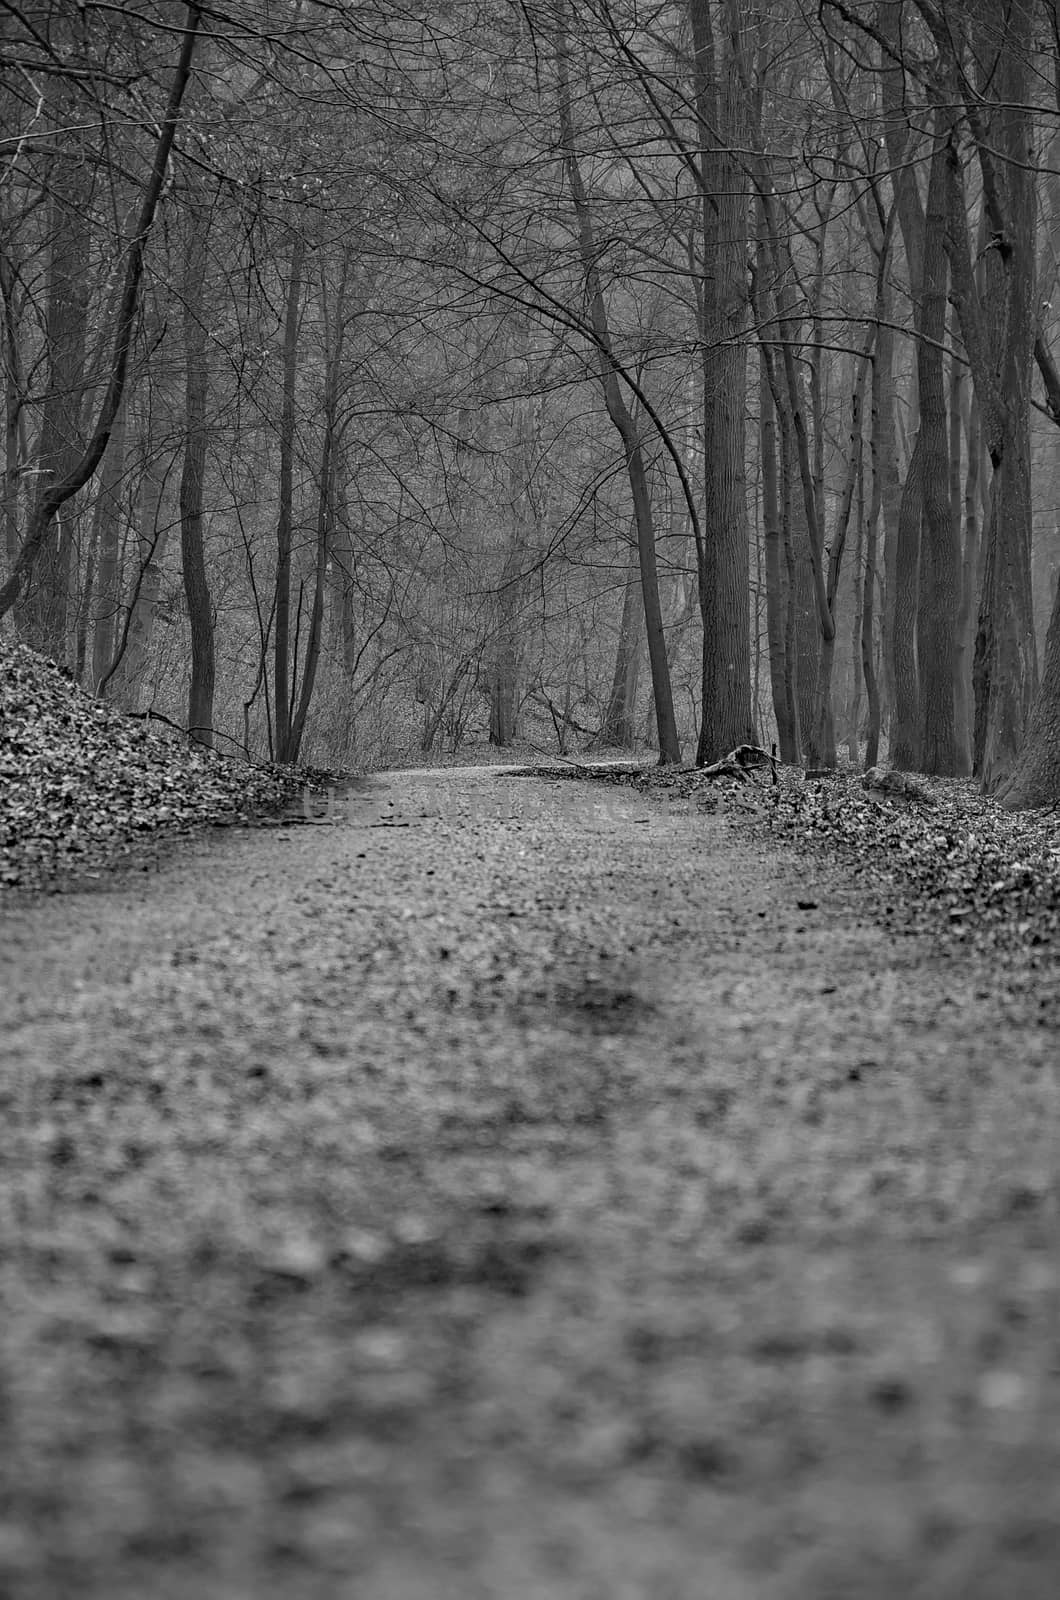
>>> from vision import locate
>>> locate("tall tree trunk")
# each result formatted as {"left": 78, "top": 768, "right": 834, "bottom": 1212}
{"left": 877, "top": 0, "right": 928, "bottom": 753}
{"left": 600, "top": 541, "right": 642, "bottom": 748}
{"left": 809, "top": 341, "right": 871, "bottom": 767}
{"left": 1, "top": 249, "right": 28, "bottom": 579}
{"left": 0, "top": 4, "right": 205, "bottom": 624}
{"left": 759, "top": 344, "right": 798, "bottom": 761}
{"left": 847, "top": 462, "right": 865, "bottom": 764}
{"left": 949, "top": 340, "right": 972, "bottom": 767}
{"left": 90, "top": 399, "right": 128, "bottom": 691}
{"left": 866, "top": 261, "right": 893, "bottom": 770}
{"left": 105, "top": 446, "right": 168, "bottom": 709}
{"left": 875, "top": 311, "right": 901, "bottom": 737}
{"left": 179, "top": 202, "right": 214, "bottom": 747}
{"left": 690, "top": 0, "right": 755, "bottom": 764}
{"left": 19, "top": 130, "right": 90, "bottom": 660}
{"left": 891, "top": 435, "right": 922, "bottom": 770}
{"left": 489, "top": 394, "right": 537, "bottom": 747}
{"left": 932, "top": 1, "right": 1038, "bottom": 788}
{"left": 760, "top": 179, "right": 836, "bottom": 765}
{"left": 917, "top": 114, "right": 966, "bottom": 775}
{"left": 998, "top": 572, "right": 1060, "bottom": 808}
{"left": 286, "top": 430, "right": 331, "bottom": 763}
{"left": 328, "top": 482, "right": 359, "bottom": 684}
{"left": 274, "top": 231, "right": 305, "bottom": 761}
{"left": 555, "top": 14, "right": 680, "bottom": 763}
{"left": 861, "top": 422, "right": 882, "bottom": 770}
{"left": 779, "top": 385, "right": 801, "bottom": 759}
{"left": 287, "top": 260, "right": 349, "bottom": 764}
{"left": 994, "top": 12, "right": 1060, "bottom": 806}
{"left": 955, "top": 390, "right": 982, "bottom": 766}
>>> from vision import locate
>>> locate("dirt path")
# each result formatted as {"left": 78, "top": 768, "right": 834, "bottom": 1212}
{"left": 2, "top": 769, "right": 1059, "bottom": 1599}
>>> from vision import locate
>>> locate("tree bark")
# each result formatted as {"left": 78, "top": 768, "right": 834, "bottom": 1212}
{"left": 690, "top": 0, "right": 755, "bottom": 764}
{"left": 287, "top": 259, "right": 349, "bottom": 764}
{"left": 955, "top": 388, "right": 982, "bottom": 766}
{"left": 759, "top": 342, "right": 798, "bottom": 761}
{"left": 809, "top": 341, "right": 871, "bottom": 767}
{"left": 861, "top": 410, "right": 882, "bottom": 769}
{"left": 997, "top": 573, "right": 1060, "bottom": 808}
{"left": 600, "top": 541, "right": 642, "bottom": 748}
{"left": 948, "top": 337, "right": 971, "bottom": 768}
{"left": 274, "top": 231, "right": 305, "bottom": 761}
{"left": 555, "top": 13, "right": 680, "bottom": 764}
{"left": 1, "top": 248, "right": 28, "bottom": 578}
{"left": 489, "top": 394, "right": 536, "bottom": 747}
{"left": 916, "top": 112, "right": 966, "bottom": 775}
{"left": 929, "top": 0, "right": 1038, "bottom": 788}
{"left": 179, "top": 201, "right": 214, "bottom": 747}
{"left": 0, "top": 4, "right": 204, "bottom": 623}
{"left": 328, "top": 483, "right": 359, "bottom": 684}
{"left": 890, "top": 434, "right": 922, "bottom": 770}
{"left": 104, "top": 444, "right": 168, "bottom": 709}
{"left": 875, "top": 310, "right": 901, "bottom": 737}
{"left": 90, "top": 398, "right": 127, "bottom": 692}
{"left": 18, "top": 118, "right": 90, "bottom": 660}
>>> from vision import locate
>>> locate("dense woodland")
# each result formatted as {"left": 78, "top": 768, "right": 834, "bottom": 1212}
{"left": 2, "top": 0, "right": 1060, "bottom": 805}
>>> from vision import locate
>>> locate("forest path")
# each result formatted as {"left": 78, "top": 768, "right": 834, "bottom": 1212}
{"left": 2, "top": 767, "right": 1059, "bottom": 1599}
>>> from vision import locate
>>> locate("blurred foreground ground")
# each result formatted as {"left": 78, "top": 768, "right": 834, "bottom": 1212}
{"left": 2, "top": 765, "right": 1059, "bottom": 1599}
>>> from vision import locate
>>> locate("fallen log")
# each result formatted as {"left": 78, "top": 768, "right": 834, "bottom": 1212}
{"left": 699, "top": 744, "right": 778, "bottom": 783}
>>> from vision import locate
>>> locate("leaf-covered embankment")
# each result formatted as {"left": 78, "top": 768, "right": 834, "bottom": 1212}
{"left": 0, "top": 642, "right": 301, "bottom": 892}
{"left": 534, "top": 758, "right": 1060, "bottom": 958}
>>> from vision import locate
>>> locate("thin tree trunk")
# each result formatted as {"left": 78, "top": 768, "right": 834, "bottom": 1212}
{"left": 19, "top": 127, "right": 90, "bottom": 659}
{"left": 809, "top": 340, "right": 871, "bottom": 767}
{"left": 77, "top": 510, "right": 97, "bottom": 684}
{"left": 876, "top": 311, "right": 901, "bottom": 736}
{"left": 891, "top": 434, "right": 922, "bottom": 770}
{"left": 179, "top": 202, "right": 214, "bottom": 747}
{"left": 862, "top": 424, "right": 882, "bottom": 770}
{"left": 955, "top": 389, "right": 981, "bottom": 765}
{"left": 600, "top": 541, "right": 643, "bottom": 748}
{"left": 759, "top": 343, "right": 798, "bottom": 761}
{"left": 287, "top": 261, "right": 349, "bottom": 763}
{"left": 779, "top": 388, "right": 801, "bottom": 759}
{"left": 760, "top": 189, "right": 834, "bottom": 760}
{"left": 0, "top": 4, "right": 204, "bottom": 622}
{"left": 489, "top": 395, "right": 536, "bottom": 747}
{"left": 489, "top": 557, "right": 522, "bottom": 746}
{"left": 864, "top": 253, "right": 890, "bottom": 772}
{"left": 286, "top": 429, "right": 330, "bottom": 762}
{"left": 105, "top": 447, "right": 168, "bottom": 708}
{"left": 555, "top": 14, "right": 680, "bottom": 763}
{"left": 274, "top": 231, "right": 305, "bottom": 760}
{"left": 1, "top": 250, "right": 28, "bottom": 579}
{"left": 917, "top": 114, "right": 965, "bottom": 775}
{"left": 328, "top": 482, "right": 359, "bottom": 683}
{"left": 848, "top": 460, "right": 865, "bottom": 763}
{"left": 90, "top": 398, "right": 127, "bottom": 691}
{"left": 949, "top": 338, "right": 971, "bottom": 768}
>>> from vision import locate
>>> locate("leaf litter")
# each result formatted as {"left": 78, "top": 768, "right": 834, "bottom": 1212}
{"left": 0, "top": 640, "right": 301, "bottom": 892}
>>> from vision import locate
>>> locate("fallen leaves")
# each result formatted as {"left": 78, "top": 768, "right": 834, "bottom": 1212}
{"left": 539, "top": 757, "right": 1060, "bottom": 956}
{"left": 1, "top": 641, "right": 301, "bottom": 891}
{"left": 760, "top": 768, "right": 1060, "bottom": 954}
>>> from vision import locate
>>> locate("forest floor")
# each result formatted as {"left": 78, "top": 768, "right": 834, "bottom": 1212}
{"left": 3, "top": 647, "right": 1060, "bottom": 1598}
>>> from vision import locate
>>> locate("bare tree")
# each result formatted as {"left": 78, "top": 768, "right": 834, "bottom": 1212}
{"left": 0, "top": 5, "right": 205, "bottom": 630}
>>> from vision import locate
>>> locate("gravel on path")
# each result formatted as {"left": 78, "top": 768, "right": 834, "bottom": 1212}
{"left": 2, "top": 766, "right": 1059, "bottom": 1600}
